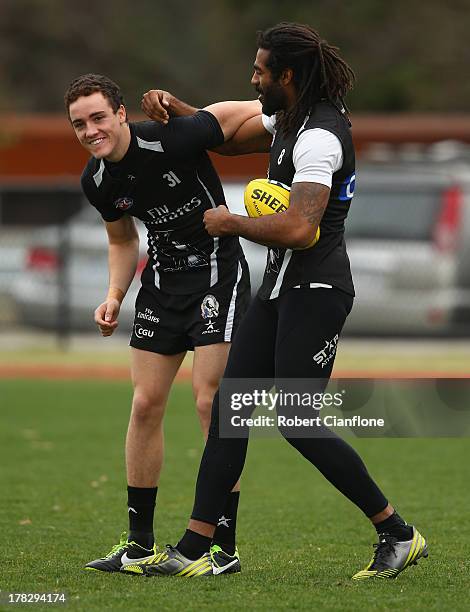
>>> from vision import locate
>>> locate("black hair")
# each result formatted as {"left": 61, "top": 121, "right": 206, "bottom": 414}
{"left": 64, "top": 73, "right": 124, "bottom": 115}
{"left": 257, "top": 22, "right": 355, "bottom": 134}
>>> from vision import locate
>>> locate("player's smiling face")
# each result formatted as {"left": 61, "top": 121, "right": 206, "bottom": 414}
{"left": 69, "top": 92, "right": 129, "bottom": 162}
{"left": 251, "top": 48, "right": 288, "bottom": 117}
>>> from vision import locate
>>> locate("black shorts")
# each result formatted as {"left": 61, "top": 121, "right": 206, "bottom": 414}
{"left": 130, "top": 259, "right": 250, "bottom": 355}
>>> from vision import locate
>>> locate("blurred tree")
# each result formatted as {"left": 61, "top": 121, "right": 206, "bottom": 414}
{"left": 1, "top": 0, "right": 468, "bottom": 113}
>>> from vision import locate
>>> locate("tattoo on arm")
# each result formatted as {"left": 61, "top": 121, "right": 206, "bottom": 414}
{"left": 230, "top": 181, "right": 330, "bottom": 249}
{"left": 291, "top": 182, "right": 330, "bottom": 227}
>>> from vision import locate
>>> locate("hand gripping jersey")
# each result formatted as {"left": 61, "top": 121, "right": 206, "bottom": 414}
{"left": 81, "top": 111, "right": 243, "bottom": 295}
{"left": 259, "top": 101, "right": 356, "bottom": 300}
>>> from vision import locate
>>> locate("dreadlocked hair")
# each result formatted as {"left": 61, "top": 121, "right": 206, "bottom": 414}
{"left": 257, "top": 22, "right": 355, "bottom": 136}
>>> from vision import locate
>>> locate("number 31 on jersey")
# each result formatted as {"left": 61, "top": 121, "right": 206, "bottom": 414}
{"left": 163, "top": 171, "right": 181, "bottom": 187}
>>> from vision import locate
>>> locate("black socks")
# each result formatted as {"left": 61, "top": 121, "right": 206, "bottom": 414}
{"left": 177, "top": 529, "right": 212, "bottom": 560}
{"left": 177, "top": 492, "right": 241, "bottom": 559}
{"left": 212, "top": 491, "right": 240, "bottom": 556}
{"left": 127, "top": 488, "right": 240, "bottom": 557}
{"left": 127, "top": 485, "right": 158, "bottom": 549}
{"left": 374, "top": 510, "right": 413, "bottom": 541}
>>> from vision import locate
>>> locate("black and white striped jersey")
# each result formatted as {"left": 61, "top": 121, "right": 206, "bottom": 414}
{"left": 258, "top": 101, "right": 356, "bottom": 300}
{"left": 81, "top": 110, "right": 244, "bottom": 295}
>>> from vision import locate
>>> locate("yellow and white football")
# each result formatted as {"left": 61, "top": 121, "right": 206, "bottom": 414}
{"left": 243, "top": 178, "right": 320, "bottom": 248}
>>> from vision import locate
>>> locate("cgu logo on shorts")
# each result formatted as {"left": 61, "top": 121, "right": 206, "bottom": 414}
{"left": 134, "top": 323, "right": 154, "bottom": 339}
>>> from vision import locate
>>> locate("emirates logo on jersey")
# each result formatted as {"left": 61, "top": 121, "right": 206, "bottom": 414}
{"left": 114, "top": 197, "right": 134, "bottom": 211}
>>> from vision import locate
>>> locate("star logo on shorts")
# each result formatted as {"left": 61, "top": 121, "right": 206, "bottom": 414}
{"left": 202, "top": 319, "right": 220, "bottom": 334}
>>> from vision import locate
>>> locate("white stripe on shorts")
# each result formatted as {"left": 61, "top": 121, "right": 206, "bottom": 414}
{"left": 269, "top": 250, "right": 292, "bottom": 299}
{"left": 293, "top": 283, "right": 332, "bottom": 289}
{"left": 209, "top": 237, "right": 219, "bottom": 287}
{"left": 152, "top": 263, "right": 161, "bottom": 289}
{"left": 224, "top": 261, "right": 243, "bottom": 342}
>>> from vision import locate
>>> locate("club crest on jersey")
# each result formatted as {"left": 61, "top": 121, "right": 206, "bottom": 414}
{"left": 201, "top": 295, "right": 219, "bottom": 320}
{"left": 114, "top": 197, "right": 134, "bottom": 211}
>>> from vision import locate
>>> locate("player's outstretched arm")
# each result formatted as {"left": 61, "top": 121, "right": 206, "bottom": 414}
{"left": 142, "top": 90, "right": 269, "bottom": 153}
{"left": 94, "top": 216, "right": 140, "bottom": 337}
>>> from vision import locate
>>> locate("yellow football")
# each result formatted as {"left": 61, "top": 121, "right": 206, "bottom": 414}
{"left": 243, "top": 178, "right": 320, "bottom": 248}
{"left": 244, "top": 178, "right": 290, "bottom": 218}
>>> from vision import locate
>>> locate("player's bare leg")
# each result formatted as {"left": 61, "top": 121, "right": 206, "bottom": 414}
{"left": 192, "top": 344, "right": 241, "bottom": 501}
{"left": 192, "top": 344, "right": 240, "bottom": 490}
{"left": 126, "top": 348, "right": 186, "bottom": 487}
{"left": 125, "top": 350, "right": 185, "bottom": 546}
{"left": 85, "top": 348, "right": 185, "bottom": 572}
{"left": 192, "top": 343, "right": 230, "bottom": 436}
{"left": 188, "top": 519, "right": 216, "bottom": 538}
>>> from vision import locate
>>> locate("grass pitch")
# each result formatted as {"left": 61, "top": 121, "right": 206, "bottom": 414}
{"left": 1, "top": 379, "right": 470, "bottom": 611}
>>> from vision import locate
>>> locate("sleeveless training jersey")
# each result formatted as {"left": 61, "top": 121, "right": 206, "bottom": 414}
{"left": 258, "top": 101, "right": 356, "bottom": 300}
{"left": 81, "top": 110, "right": 243, "bottom": 295}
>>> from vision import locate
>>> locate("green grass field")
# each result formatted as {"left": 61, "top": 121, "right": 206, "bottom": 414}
{"left": 1, "top": 379, "right": 470, "bottom": 611}
{"left": 2, "top": 337, "right": 470, "bottom": 373}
